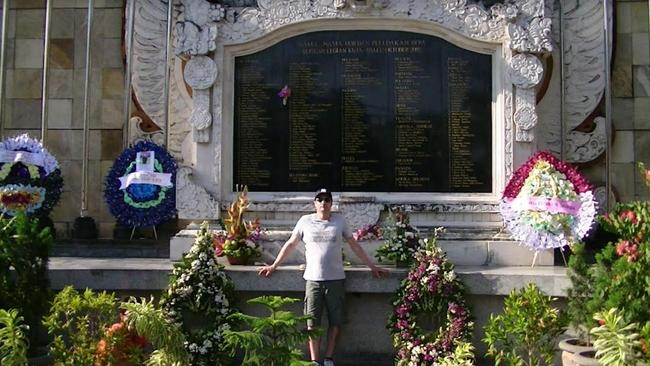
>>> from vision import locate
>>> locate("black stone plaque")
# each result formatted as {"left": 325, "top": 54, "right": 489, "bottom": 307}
{"left": 233, "top": 30, "right": 492, "bottom": 193}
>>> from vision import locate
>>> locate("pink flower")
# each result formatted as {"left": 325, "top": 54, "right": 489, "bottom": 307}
{"left": 619, "top": 210, "right": 638, "bottom": 224}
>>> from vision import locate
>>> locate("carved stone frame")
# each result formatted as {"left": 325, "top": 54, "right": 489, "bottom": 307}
{"left": 179, "top": 0, "right": 552, "bottom": 220}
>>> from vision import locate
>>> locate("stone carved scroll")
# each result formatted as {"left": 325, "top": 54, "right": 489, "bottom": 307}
{"left": 184, "top": 56, "right": 218, "bottom": 142}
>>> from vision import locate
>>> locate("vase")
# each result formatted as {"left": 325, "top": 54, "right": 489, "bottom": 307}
{"left": 559, "top": 338, "right": 598, "bottom": 366}
{"left": 572, "top": 350, "right": 600, "bottom": 366}
{"left": 227, "top": 255, "right": 250, "bottom": 265}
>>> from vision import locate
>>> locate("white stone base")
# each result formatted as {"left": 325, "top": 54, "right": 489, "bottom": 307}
{"left": 171, "top": 229, "right": 555, "bottom": 266}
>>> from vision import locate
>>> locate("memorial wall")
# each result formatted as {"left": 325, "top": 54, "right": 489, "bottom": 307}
{"left": 233, "top": 30, "right": 492, "bottom": 193}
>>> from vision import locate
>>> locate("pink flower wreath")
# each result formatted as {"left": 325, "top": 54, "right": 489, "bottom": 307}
{"left": 500, "top": 151, "right": 597, "bottom": 250}
{"left": 388, "top": 236, "right": 473, "bottom": 365}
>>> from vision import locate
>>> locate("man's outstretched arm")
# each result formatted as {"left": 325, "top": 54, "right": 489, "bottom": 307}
{"left": 346, "top": 237, "right": 388, "bottom": 278}
{"left": 257, "top": 233, "right": 301, "bottom": 277}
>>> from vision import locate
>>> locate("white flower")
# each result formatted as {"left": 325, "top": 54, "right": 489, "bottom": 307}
{"left": 444, "top": 271, "right": 456, "bottom": 282}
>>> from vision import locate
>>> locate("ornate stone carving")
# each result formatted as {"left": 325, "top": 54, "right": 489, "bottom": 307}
{"left": 176, "top": 166, "right": 219, "bottom": 219}
{"left": 565, "top": 116, "right": 607, "bottom": 163}
{"left": 514, "top": 88, "right": 537, "bottom": 142}
{"left": 508, "top": 53, "right": 543, "bottom": 88}
{"left": 508, "top": 53, "right": 543, "bottom": 142}
{"left": 130, "top": 0, "right": 192, "bottom": 162}
{"left": 175, "top": 0, "right": 225, "bottom": 57}
{"left": 184, "top": 56, "right": 218, "bottom": 142}
{"left": 537, "top": 0, "right": 610, "bottom": 163}
{"left": 390, "top": 203, "right": 499, "bottom": 213}
{"left": 339, "top": 202, "right": 383, "bottom": 228}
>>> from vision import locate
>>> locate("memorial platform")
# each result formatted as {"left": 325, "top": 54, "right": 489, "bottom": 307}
{"left": 47, "top": 257, "right": 568, "bottom": 365}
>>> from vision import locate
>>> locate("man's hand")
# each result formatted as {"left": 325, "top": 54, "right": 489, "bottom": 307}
{"left": 257, "top": 264, "right": 276, "bottom": 277}
{"left": 369, "top": 264, "right": 389, "bottom": 278}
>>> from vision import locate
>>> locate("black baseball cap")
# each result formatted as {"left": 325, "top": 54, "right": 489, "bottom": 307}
{"left": 314, "top": 188, "right": 332, "bottom": 201}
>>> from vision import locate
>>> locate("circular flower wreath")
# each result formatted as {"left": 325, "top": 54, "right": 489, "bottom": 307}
{"left": 161, "top": 223, "right": 236, "bottom": 366}
{"left": 389, "top": 236, "right": 474, "bottom": 366}
{"left": 104, "top": 140, "right": 176, "bottom": 227}
{"left": 0, "top": 134, "right": 63, "bottom": 217}
{"left": 500, "top": 151, "right": 596, "bottom": 250}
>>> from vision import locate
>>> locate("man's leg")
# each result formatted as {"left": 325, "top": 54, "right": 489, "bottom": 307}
{"left": 308, "top": 326, "right": 321, "bottom": 362}
{"left": 305, "top": 281, "right": 324, "bottom": 363}
{"left": 323, "top": 280, "right": 345, "bottom": 361}
{"left": 324, "top": 325, "right": 340, "bottom": 358}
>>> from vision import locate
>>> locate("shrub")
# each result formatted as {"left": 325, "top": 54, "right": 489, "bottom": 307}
{"left": 0, "top": 211, "right": 53, "bottom": 347}
{"left": 43, "top": 287, "right": 118, "bottom": 365}
{"left": 223, "top": 296, "right": 319, "bottom": 366}
{"left": 483, "top": 283, "right": 567, "bottom": 366}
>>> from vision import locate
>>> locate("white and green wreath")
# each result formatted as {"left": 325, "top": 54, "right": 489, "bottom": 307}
{"left": 161, "top": 222, "right": 236, "bottom": 365}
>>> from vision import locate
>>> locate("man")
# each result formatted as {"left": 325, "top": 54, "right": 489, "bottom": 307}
{"left": 257, "top": 188, "right": 388, "bottom": 366}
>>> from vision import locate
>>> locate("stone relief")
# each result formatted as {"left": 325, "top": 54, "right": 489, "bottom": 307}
{"left": 184, "top": 55, "right": 218, "bottom": 142}
{"left": 508, "top": 53, "right": 544, "bottom": 142}
{"left": 177, "top": 166, "right": 220, "bottom": 219}
{"left": 175, "top": 0, "right": 225, "bottom": 56}
{"left": 129, "top": 0, "right": 615, "bottom": 221}
{"left": 130, "top": 0, "right": 192, "bottom": 161}
{"left": 175, "top": 0, "right": 226, "bottom": 144}
{"left": 538, "top": 0, "right": 610, "bottom": 163}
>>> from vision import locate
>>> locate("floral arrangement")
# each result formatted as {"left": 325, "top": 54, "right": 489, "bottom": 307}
{"left": 0, "top": 134, "right": 63, "bottom": 217}
{"left": 161, "top": 222, "right": 236, "bottom": 366}
{"left": 389, "top": 232, "right": 474, "bottom": 365}
{"left": 104, "top": 140, "right": 176, "bottom": 228}
{"left": 353, "top": 223, "right": 383, "bottom": 241}
{"left": 277, "top": 85, "right": 291, "bottom": 105}
{"left": 375, "top": 208, "right": 423, "bottom": 265}
{"left": 500, "top": 151, "right": 596, "bottom": 250}
{"left": 214, "top": 186, "right": 262, "bottom": 261}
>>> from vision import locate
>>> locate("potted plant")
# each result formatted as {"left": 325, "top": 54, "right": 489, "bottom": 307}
{"left": 374, "top": 208, "right": 423, "bottom": 267}
{"left": 559, "top": 242, "right": 601, "bottom": 365}
{"left": 214, "top": 186, "right": 262, "bottom": 265}
{"left": 0, "top": 211, "right": 53, "bottom": 359}
{"left": 223, "top": 295, "right": 320, "bottom": 366}
{"left": 588, "top": 308, "right": 646, "bottom": 366}
{"left": 483, "top": 283, "right": 567, "bottom": 366}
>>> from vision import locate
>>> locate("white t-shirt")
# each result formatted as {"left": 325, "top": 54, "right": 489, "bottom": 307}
{"left": 292, "top": 213, "right": 352, "bottom": 281}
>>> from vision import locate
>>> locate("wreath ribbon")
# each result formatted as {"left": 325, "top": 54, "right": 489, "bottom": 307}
{"left": 119, "top": 171, "right": 173, "bottom": 189}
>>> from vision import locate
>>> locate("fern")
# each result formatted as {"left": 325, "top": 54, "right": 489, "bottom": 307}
{"left": 121, "top": 297, "right": 191, "bottom": 366}
{"left": 0, "top": 309, "right": 29, "bottom": 366}
{"left": 591, "top": 308, "right": 642, "bottom": 366}
{"left": 223, "top": 296, "right": 319, "bottom": 366}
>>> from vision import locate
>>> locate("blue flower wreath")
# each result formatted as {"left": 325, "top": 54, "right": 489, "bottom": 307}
{"left": 0, "top": 134, "right": 63, "bottom": 217}
{"left": 104, "top": 141, "right": 177, "bottom": 227}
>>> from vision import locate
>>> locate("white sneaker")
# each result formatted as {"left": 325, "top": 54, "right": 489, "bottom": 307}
{"left": 323, "top": 358, "right": 335, "bottom": 366}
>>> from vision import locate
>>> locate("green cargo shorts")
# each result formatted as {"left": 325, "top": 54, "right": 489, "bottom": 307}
{"left": 304, "top": 280, "right": 345, "bottom": 328}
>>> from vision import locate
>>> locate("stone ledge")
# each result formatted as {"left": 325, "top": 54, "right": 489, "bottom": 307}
{"left": 48, "top": 257, "right": 570, "bottom": 296}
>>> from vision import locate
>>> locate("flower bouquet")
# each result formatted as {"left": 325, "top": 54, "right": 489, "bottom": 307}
{"left": 500, "top": 151, "right": 596, "bottom": 251}
{"left": 375, "top": 209, "right": 423, "bottom": 266}
{"left": 214, "top": 187, "right": 262, "bottom": 264}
